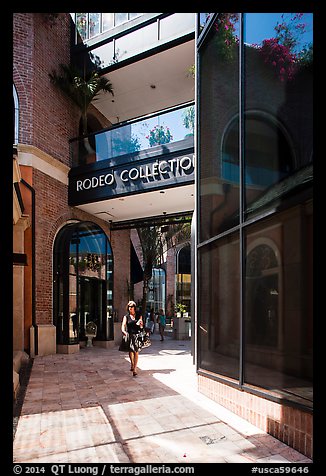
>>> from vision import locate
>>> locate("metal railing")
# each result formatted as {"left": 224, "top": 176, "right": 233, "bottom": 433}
{"left": 70, "top": 102, "right": 194, "bottom": 167}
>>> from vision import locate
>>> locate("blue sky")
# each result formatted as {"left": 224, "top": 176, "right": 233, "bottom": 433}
{"left": 244, "top": 13, "right": 313, "bottom": 50}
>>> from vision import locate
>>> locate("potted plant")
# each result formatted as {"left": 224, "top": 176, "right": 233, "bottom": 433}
{"left": 175, "top": 302, "right": 187, "bottom": 318}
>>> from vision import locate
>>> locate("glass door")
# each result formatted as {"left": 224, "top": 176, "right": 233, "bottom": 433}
{"left": 78, "top": 276, "right": 106, "bottom": 342}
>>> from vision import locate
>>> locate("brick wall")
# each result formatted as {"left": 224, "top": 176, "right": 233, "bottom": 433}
{"left": 198, "top": 375, "right": 313, "bottom": 459}
{"left": 13, "top": 13, "right": 80, "bottom": 166}
{"left": 14, "top": 13, "right": 125, "bottom": 330}
{"left": 32, "top": 167, "right": 120, "bottom": 326}
{"left": 111, "top": 229, "right": 131, "bottom": 321}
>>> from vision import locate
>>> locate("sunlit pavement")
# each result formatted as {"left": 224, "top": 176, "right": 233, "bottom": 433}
{"left": 13, "top": 331, "right": 312, "bottom": 464}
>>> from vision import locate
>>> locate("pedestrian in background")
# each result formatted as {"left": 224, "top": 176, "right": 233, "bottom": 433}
{"left": 145, "top": 308, "right": 155, "bottom": 334}
{"left": 157, "top": 309, "right": 166, "bottom": 341}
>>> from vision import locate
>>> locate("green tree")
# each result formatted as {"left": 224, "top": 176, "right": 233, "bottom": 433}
{"left": 49, "top": 63, "right": 114, "bottom": 136}
{"left": 137, "top": 222, "right": 191, "bottom": 316}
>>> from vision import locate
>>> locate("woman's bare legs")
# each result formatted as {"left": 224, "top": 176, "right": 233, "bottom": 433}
{"left": 133, "top": 352, "right": 139, "bottom": 376}
{"left": 129, "top": 352, "right": 135, "bottom": 371}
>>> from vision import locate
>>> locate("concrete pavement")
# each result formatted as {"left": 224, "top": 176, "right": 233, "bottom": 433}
{"left": 13, "top": 332, "right": 312, "bottom": 464}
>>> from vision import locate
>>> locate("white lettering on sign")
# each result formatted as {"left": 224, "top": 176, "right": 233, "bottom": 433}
{"left": 76, "top": 155, "right": 194, "bottom": 192}
{"left": 76, "top": 173, "right": 114, "bottom": 191}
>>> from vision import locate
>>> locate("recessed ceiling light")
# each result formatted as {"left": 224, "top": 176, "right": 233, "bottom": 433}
{"left": 160, "top": 191, "right": 165, "bottom": 194}
{"left": 150, "top": 84, "right": 156, "bottom": 89}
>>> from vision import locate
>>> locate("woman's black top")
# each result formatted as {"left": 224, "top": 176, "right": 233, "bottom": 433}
{"left": 125, "top": 314, "right": 141, "bottom": 334}
{"left": 123, "top": 312, "right": 143, "bottom": 352}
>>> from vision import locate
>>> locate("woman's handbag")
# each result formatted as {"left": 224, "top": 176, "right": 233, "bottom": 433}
{"left": 137, "top": 330, "right": 152, "bottom": 349}
{"left": 118, "top": 332, "right": 129, "bottom": 352}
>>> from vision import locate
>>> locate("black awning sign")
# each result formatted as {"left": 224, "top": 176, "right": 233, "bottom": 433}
{"left": 69, "top": 153, "right": 194, "bottom": 205}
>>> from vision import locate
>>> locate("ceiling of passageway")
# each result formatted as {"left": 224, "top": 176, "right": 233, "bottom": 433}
{"left": 75, "top": 184, "right": 195, "bottom": 224}
{"left": 94, "top": 40, "right": 195, "bottom": 124}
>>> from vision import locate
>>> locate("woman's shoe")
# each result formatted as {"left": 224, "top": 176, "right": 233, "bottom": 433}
{"left": 133, "top": 371, "right": 138, "bottom": 377}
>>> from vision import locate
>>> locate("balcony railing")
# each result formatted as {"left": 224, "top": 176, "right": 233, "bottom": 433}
{"left": 72, "top": 13, "right": 195, "bottom": 70}
{"left": 70, "top": 102, "right": 195, "bottom": 167}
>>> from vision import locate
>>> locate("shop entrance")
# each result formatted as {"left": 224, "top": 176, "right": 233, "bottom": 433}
{"left": 78, "top": 276, "right": 106, "bottom": 342}
{"left": 53, "top": 221, "right": 114, "bottom": 350}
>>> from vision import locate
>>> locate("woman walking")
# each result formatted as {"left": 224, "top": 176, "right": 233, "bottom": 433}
{"left": 121, "top": 301, "right": 144, "bottom": 376}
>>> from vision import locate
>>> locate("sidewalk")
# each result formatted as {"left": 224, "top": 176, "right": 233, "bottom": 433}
{"left": 13, "top": 332, "right": 312, "bottom": 464}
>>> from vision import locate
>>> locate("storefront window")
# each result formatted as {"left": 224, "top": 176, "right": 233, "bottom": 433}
{"left": 147, "top": 268, "right": 166, "bottom": 314}
{"left": 244, "top": 13, "right": 313, "bottom": 220}
{"left": 176, "top": 244, "right": 191, "bottom": 314}
{"left": 198, "top": 13, "right": 240, "bottom": 241}
{"left": 244, "top": 205, "right": 312, "bottom": 403}
{"left": 197, "top": 13, "right": 313, "bottom": 408}
{"left": 198, "top": 233, "right": 240, "bottom": 380}
{"left": 53, "top": 222, "right": 114, "bottom": 345}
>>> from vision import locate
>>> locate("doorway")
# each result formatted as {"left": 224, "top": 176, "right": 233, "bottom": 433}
{"left": 53, "top": 221, "right": 114, "bottom": 349}
{"left": 78, "top": 276, "right": 106, "bottom": 342}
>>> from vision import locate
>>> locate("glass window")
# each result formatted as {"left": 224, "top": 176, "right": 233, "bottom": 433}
{"left": 53, "top": 222, "right": 114, "bottom": 345}
{"left": 244, "top": 203, "right": 312, "bottom": 404}
{"left": 13, "top": 84, "right": 19, "bottom": 144}
{"left": 222, "top": 113, "right": 295, "bottom": 207}
{"left": 73, "top": 13, "right": 144, "bottom": 42}
{"left": 147, "top": 268, "right": 166, "bottom": 314}
{"left": 198, "top": 13, "right": 240, "bottom": 241}
{"left": 198, "top": 233, "right": 240, "bottom": 380}
{"left": 115, "top": 13, "right": 128, "bottom": 26}
{"left": 197, "top": 12, "right": 313, "bottom": 408}
{"left": 198, "top": 13, "right": 211, "bottom": 33}
{"left": 103, "top": 13, "right": 114, "bottom": 32}
{"left": 76, "top": 13, "right": 87, "bottom": 41}
{"left": 129, "top": 13, "right": 142, "bottom": 20}
{"left": 244, "top": 13, "right": 313, "bottom": 219}
{"left": 176, "top": 245, "right": 191, "bottom": 315}
{"left": 89, "top": 13, "right": 100, "bottom": 38}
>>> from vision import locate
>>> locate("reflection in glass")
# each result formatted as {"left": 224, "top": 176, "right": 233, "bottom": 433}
{"left": 147, "top": 268, "right": 166, "bottom": 314}
{"left": 222, "top": 113, "right": 295, "bottom": 217}
{"left": 198, "top": 13, "right": 211, "bottom": 33}
{"left": 69, "top": 275, "right": 78, "bottom": 341}
{"left": 76, "top": 13, "right": 87, "bottom": 41}
{"left": 197, "top": 12, "right": 313, "bottom": 408}
{"left": 244, "top": 205, "right": 313, "bottom": 404}
{"left": 89, "top": 13, "right": 100, "bottom": 38}
{"left": 73, "top": 13, "right": 144, "bottom": 42}
{"left": 71, "top": 103, "right": 195, "bottom": 165}
{"left": 199, "top": 13, "right": 240, "bottom": 242}
{"left": 244, "top": 13, "right": 313, "bottom": 219}
{"left": 102, "top": 13, "right": 114, "bottom": 31}
{"left": 115, "top": 13, "right": 128, "bottom": 26}
{"left": 176, "top": 245, "right": 191, "bottom": 314}
{"left": 198, "top": 233, "right": 240, "bottom": 379}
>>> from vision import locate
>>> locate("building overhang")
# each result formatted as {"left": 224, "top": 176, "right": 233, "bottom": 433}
{"left": 69, "top": 141, "right": 195, "bottom": 224}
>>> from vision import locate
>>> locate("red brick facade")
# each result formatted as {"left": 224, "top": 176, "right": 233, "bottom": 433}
{"left": 13, "top": 13, "right": 79, "bottom": 163}
{"left": 198, "top": 376, "right": 313, "bottom": 459}
{"left": 14, "top": 13, "right": 130, "bottom": 333}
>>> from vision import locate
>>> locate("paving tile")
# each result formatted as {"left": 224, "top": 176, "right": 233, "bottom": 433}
{"left": 13, "top": 335, "right": 312, "bottom": 464}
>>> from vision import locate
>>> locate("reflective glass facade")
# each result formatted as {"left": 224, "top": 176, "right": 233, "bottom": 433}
{"left": 197, "top": 13, "right": 313, "bottom": 408}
